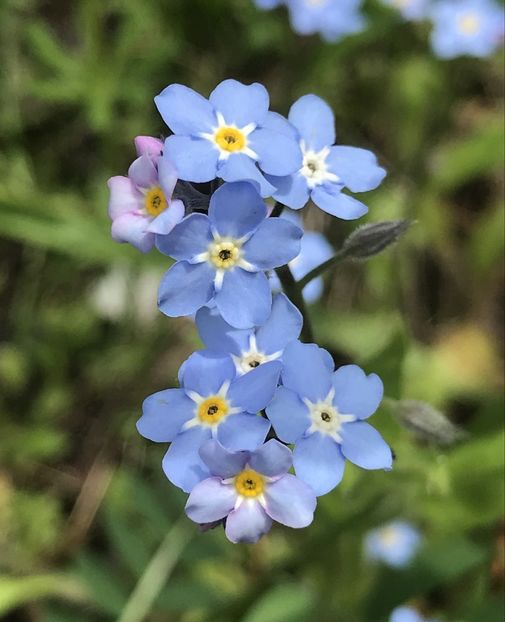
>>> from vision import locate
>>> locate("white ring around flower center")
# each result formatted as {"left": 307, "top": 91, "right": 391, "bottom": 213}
{"left": 231, "top": 335, "right": 282, "bottom": 375}
{"left": 299, "top": 141, "right": 340, "bottom": 189}
{"left": 304, "top": 388, "right": 356, "bottom": 442}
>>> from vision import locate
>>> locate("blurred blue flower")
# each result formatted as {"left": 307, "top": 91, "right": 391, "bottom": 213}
{"left": 266, "top": 340, "right": 392, "bottom": 496}
{"left": 196, "top": 293, "right": 303, "bottom": 375}
{"left": 137, "top": 350, "right": 281, "bottom": 492}
{"left": 365, "top": 520, "right": 422, "bottom": 567}
{"left": 155, "top": 78, "right": 302, "bottom": 197}
{"left": 269, "top": 210, "right": 333, "bottom": 303}
{"left": 390, "top": 606, "right": 439, "bottom": 622}
{"left": 156, "top": 182, "right": 302, "bottom": 329}
{"left": 382, "top": 0, "right": 430, "bottom": 21}
{"left": 185, "top": 439, "right": 317, "bottom": 543}
{"left": 430, "top": 0, "right": 504, "bottom": 58}
{"left": 284, "top": 0, "right": 366, "bottom": 42}
{"left": 107, "top": 137, "right": 185, "bottom": 252}
{"left": 267, "top": 94, "right": 386, "bottom": 220}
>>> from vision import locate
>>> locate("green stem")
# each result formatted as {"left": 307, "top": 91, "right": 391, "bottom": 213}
{"left": 117, "top": 516, "right": 193, "bottom": 622}
{"left": 297, "top": 248, "right": 348, "bottom": 290}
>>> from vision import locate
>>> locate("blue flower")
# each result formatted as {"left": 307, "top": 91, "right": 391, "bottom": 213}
{"left": 267, "top": 94, "right": 386, "bottom": 220}
{"left": 107, "top": 136, "right": 185, "bottom": 252}
{"left": 365, "top": 521, "right": 422, "bottom": 567}
{"left": 266, "top": 340, "right": 392, "bottom": 496}
{"left": 284, "top": 0, "right": 366, "bottom": 42}
{"left": 137, "top": 350, "right": 281, "bottom": 492}
{"left": 185, "top": 439, "right": 317, "bottom": 543}
{"left": 430, "top": 0, "right": 504, "bottom": 59}
{"left": 390, "top": 607, "right": 439, "bottom": 622}
{"left": 382, "top": 0, "right": 430, "bottom": 21}
{"left": 154, "top": 79, "right": 302, "bottom": 197}
{"left": 156, "top": 182, "right": 302, "bottom": 329}
{"left": 268, "top": 210, "right": 333, "bottom": 303}
{"left": 195, "top": 293, "right": 303, "bottom": 375}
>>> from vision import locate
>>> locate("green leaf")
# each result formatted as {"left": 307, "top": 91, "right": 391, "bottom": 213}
{"left": 241, "top": 583, "right": 315, "bottom": 622}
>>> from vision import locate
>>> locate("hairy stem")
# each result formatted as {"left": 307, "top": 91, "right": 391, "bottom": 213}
{"left": 297, "top": 248, "right": 347, "bottom": 290}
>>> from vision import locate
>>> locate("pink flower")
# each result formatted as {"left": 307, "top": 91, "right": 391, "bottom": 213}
{"left": 107, "top": 136, "right": 185, "bottom": 252}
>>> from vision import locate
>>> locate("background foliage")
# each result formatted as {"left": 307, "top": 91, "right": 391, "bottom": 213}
{"left": 0, "top": 0, "right": 503, "bottom": 620}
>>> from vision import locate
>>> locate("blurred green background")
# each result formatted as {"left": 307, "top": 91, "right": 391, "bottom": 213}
{"left": 0, "top": 0, "right": 503, "bottom": 620}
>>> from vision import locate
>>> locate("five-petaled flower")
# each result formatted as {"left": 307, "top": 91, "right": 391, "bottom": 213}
{"left": 107, "top": 136, "right": 185, "bottom": 252}
{"left": 156, "top": 182, "right": 302, "bottom": 329}
{"left": 267, "top": 94, "right": 386, "bottom": 220}
{"left": 195, "top": 293, "right": 303, "bottom": 376}
{"left": 185, "top": 439, "right": 317, "bottom": 543}
{"left": 430, "top": 0, "right": 505, "bottom": 59}
{"left": 137, "top": 350, "right": 281, "bottom": 492}
{"left": 364, "top": 520, "right": 422, "bottom": 567}
{"left": 154, "top": 78, "right": 303, "bottom": 197}
{"left": 284, "top": 0, "right": 366, "bottom": 42}
{"left": 266, "top": 340, "right": 392, "bottom": 496}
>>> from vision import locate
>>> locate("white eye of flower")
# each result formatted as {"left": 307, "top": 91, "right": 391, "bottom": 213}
{"left": 232, "top": 335, "right": 282, "bottom": 375}
{"left": 305, "top": 389, "right": 356, "bottom": 441}
{"left": 300, "top": 141, "right": 340, "bottom": 189}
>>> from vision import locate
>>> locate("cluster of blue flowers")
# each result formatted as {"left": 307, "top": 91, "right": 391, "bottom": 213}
{"left": 108, "top": 78, "right": 393, "bottom": 543}
{"left": 255, "top": 0, "right": 505, "bottom": 59}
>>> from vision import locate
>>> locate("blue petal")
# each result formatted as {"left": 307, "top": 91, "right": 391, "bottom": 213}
{"left": 208, "top": 182, "right": 267, "bottom": 239}
{"left": 218, "top": 153, "right": 276, "bottom": 198}
{"left": 156, "top": 213, "right": 212, "bottom": 260}
{"left": 137, "top": 388, "right": 194, "bottom": 442}
{"left": 195, "top": 307, "right": 250, "bottom": 355}
{"left": 249, "top": 128, "right": 302, "bottom": 176}
{"left": 389, "top": 607, "right": 425, "bottom": 622}
{"left": 266, "top": 386, "right": 310, "bottom": 443}
{"left": 281, "top": 340, "right": 333, "bottom": 402}
{"left": 209, "top": 79, "right": 269, "bottom": 127}
{"left": 181, "top": 350, "right": 236, "bottom": 396}
{"left": 158, "top": 261, "right": 215, "bottom": 318}
{"left": 128, "top": 155, "right": 158, "bottom": 189}
{"left": 185, "top": 477, "right": 236, "bottom": 523}
{"left": 332, "top": 365, "right": 383, "bottom": 419}
{"left": 327, "top": 146, "right": 386, "bottom": 193}
{"left": 264, "top": 474, "right": 316, "bottom": 527}
{"left": 217, "top": 413, "right": 270, "bottom": 451}
{"left": 288, "top": 94, "right": 335, "bottom": 151}
{"left": 154, "top": 84, "right": 216, "bottom": 134}
{"left": 311, "top": 186, "right": 368, "bottom": 220}
{"left": 215, "top": 269, "right": 271, "bottom": 329}
{"left": 249, "top": 439, "right": 292, "bottom": 476}
{"left": 164, "top": 135, "right": 218, "bottom": 183}
{"left": 255, "top": 293, "right": 303, "bottom": 354}
{"left": 242, "top": 218, "right": 302, "bottom": 269}
{"left": 228, "top": 360, "right": 282, "bottom": 413}
{"left": 293, "top": 433, "right": 346, "bottom": 496}
{"left": 162, "top": 427, "right": 212, "bottom": 492}
{"left": 148, "top": 199, "right": 185, "bottom": 235}
{"left": 270, "top": 173, "right": 310, "bottom": 210}
{"left": 319, "top": 347, "right": 335, "bottom": 372}
{"left": 261, "top": 111, "right": 299, "bottom": 139}
{"left": 225, "top": 500, "right": 272, "bottom": 543}
{"left": 340, "top": 422, "right": 393, "bottom": 470}
{"left": 199, "top": 440, "right": 248, "bottom": 478}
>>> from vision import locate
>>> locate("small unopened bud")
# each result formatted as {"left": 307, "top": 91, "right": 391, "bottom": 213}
{"left": 342, "top": 220, "right": 412, "bottom": 260}
{"left": 392, "top": 399, "right": 467, "bottom": 446}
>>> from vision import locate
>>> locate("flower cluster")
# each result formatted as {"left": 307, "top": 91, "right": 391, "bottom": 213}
{"left": 107, "top": 79, "right": 392, "bottom": 543}
{"left": 254, "top": 0, "right": 504, "bottom": 59}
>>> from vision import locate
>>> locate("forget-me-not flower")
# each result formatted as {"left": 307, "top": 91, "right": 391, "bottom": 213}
{"left": 390, "top": 607, "right": 439, "bottom": 622}
{"left": 107, "top": 136, "right": 185, "bottom": 252}
{"left": 155, "top": 79, "right": 302, "bottom": 197}
{"left": 284, "top": 0, "right": 366, "bottom": 42}
{"left": 430, "top": 0, "right": 504, "bottom": 58}
{"left": 156, "top": 182, "right": 302, "bottom": 329}
{"left": 365, "top": 520, "right": 422, "bottom": 567}
{"left": 382, "top": 0, "right": 430, "bottom": 21}
{"left": 185, "top": 439, "right": 317, "bottom": 543}
{"left": 267, "top": 94, "right": 386, "bottom": 220}
{"left": 137, "top": 350, "right": 281, "bottom": 492}
{"left": 268, "top": 210, "right": 333, "bottom": 303}
{"left": 266, "top": 340, "right": 392, "bottom": 495}
{"left": 195, "top": 293, "right": 303, "bottom": 375}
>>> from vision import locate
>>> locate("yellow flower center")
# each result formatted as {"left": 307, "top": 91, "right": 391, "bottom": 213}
{"left": 144, "top": 186, "right": 168, "bottom": 217}
{"left": 197, "top": 396, "right": 229, "bottom": 425}
{"left": 215, "top": 127, "right": 246, "bottom": 153}
{"left": 379, "top": 526, "right": 400, "bottom": 547}
{"left": 458, "top": 13, "right": 480, "bottom": 35}
{"left": 234, "top": 469, "right": 265, "bottom": 498}
{"left": 209, "top": 241, "right": 241, "bottom": 269}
